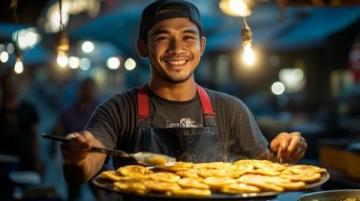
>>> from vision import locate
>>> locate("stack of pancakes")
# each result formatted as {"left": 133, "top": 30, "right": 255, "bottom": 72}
{"left": 99, "top": 160, "right": 327, "bottom": 197}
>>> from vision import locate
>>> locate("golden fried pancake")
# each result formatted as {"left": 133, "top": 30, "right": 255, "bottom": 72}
{"left": 175, "top": 169, "right": 199, "bottom": 178}
{"left": 281, "top": 172, "right": 322, "bottom": 182}
{"left": 146, "top": 155, "right": 168, "bottom": 166}
{"left": 285, "top": 165, "right": 327, "bottom": 174}
{"left": 221, "top": 183, "right": 260, "bottom": 194}
{"left": 234, "top": 160, "right": 285, "bottom": 170}
{"left": 149, "top": 172, "right": 180, "bottom": 183}
{"left": 238, "top": 175, "right": 284, "bottom": 192}
{"left": 203, "top": 177, "right": 237, "bottom": 189}
{"left": 157, "top": 162, "right": 194, "bottom": 172}
{"left": 252, "top": 161, "right": 286, "bottom": 172}
{"left": 233, "top": 159, "right": 270, "bottom": 166}
{"left": 194, "top": 162, "right": 232, "bottom": 169}
{"left": 197, "top": 168, "right": 228, "bottom": 178}
{"left": 249, "top": 168, "right": 281, "bottom": 176}
{"left": 113, "top": 181, "right": 148, "bottom": 195}
{"left": 143, "top": 180, "right": 181, "bottom": 192}
{"left": 178, "top": 178, "right": 209, "bottom": 189}
{"left": 260, "top": 175, "right": 306, "bottom": 190}
{"left": 116, "top": 165, "right": 152, "bottom": 178}
{"left": 231, "top": 163, "right": 254, "bottom": 171}
{"left": 99, "top": 170, "right": 121, "bottom": 181}
{"left": 170, "top": 188, "right": 212, "bottom": 197}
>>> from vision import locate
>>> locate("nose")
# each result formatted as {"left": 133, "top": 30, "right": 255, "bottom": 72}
{"left": 167, "top": 37, "right": 186, "bottom": 55}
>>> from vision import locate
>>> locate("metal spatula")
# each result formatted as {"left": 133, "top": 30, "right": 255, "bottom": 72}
{"left": 41, "top": 133, "right": 176, "bottom": 166}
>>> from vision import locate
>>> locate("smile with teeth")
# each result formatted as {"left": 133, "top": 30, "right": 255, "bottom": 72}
{"left": 165, "top": 60, "right": 188, "bottom": 66}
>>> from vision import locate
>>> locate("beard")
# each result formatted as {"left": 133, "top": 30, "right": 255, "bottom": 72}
{"left": 151, "top": 64, "right": 195, "bottom": 84}
{"left": 163, "top": 71, "right": 194, "bottom": 84}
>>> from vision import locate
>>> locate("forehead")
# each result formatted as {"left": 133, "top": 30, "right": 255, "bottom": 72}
{"left": 148, "top": 18, "right": 200, "bottom": 35}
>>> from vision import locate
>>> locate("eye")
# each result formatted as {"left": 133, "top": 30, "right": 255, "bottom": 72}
{"left": 184, "top": 35, "right": 196, "bottom": 41}
{"left": 155, "top": 35, "right": 168, "bottom": 42}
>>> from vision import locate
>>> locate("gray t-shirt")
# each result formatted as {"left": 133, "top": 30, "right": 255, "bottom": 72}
{"left": 85, "top": 87, "right": 269, "bottom": 162}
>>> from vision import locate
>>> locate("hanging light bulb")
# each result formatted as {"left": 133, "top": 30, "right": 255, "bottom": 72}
{"left": 242, "top": 42, "right": 255, "bottom": 66}
{"left": 219, "top": 0, "right": 255, "bottom": 17}
{"left": 56, "top": 30, "right": 69, "bottom": 68}
{"left": 55, "top": 0, "right": 70, "bottom": 68}
{"left": 14, "top": 45, "right": 24, "bottom": 74}
{"left": 10, "top": 0, "right": 24, "bottom": 74}
{"left": 14, "top": 57, "right": 24, "bottom": 74}
{"left": 241, "top": 18, "right": 256, "bottom": 66}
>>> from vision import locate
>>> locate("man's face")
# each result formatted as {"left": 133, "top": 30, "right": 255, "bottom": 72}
{"left": 144, "top": 18, "right": 206, "bottom": 84}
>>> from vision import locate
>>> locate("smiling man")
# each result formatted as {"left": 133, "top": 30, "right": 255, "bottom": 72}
{"left": 61, "top": 0, "right": 307, "bottom": 184}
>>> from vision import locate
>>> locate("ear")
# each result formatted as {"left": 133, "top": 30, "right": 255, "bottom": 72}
{"left": 136, "top": 39, "right": 148, "bottom": 58}
{"left": 200, "top": 36, "right": 206, "bottom": 56}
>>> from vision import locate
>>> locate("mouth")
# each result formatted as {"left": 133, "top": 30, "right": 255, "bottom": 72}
{"left": 164, "top": 59, "right": 189, "bottom": 67}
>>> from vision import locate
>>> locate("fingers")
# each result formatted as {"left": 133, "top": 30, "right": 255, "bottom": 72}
{"left": 270, "top": 132, "right": 284, "bottom": 152}
{"left": 61, "top": 132, "right": 91, "bottom": 165}
{"left": 271, "top": 132, "right": 307, "bottom": 163}
{"left": 287, "top": 136, "right": 307, "bottom": 162}
{"left": 287, "top": 132, "right": 301, "bottom": 154}
{"left": 270, "top": 132, "right": 289, "bottom": 162}
{"left": 277, "top": 146, "right": 283, "bottom": 162}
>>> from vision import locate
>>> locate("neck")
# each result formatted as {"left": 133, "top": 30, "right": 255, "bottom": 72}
{"left": 148, "top": 77, "right": 197, "bottom": 101}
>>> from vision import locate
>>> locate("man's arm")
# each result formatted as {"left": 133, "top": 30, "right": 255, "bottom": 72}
{"left": 61, "top": 131, "right": 107, "bottom": 184}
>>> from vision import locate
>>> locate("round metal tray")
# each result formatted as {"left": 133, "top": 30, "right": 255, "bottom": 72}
{"left": 92, "top": 172, "right": 329, "bottom": 201}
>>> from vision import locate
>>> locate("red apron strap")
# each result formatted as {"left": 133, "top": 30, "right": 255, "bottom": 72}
{"left": 196, "top": 85, "right": 215, "bottom": 117}
{"left": 138, "top": 85, "right": 215, "bottom": 119}
{"left": 137, "top": 85, "right": 150, "bottom": 120}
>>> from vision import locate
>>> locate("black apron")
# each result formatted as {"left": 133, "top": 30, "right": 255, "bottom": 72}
{"left": 133, "top": 84, "right": 224, "bottom": 163}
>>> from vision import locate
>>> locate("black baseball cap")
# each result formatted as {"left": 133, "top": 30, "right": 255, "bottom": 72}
{"left": 138, "top": 0, "right": 204, "bottom": 41}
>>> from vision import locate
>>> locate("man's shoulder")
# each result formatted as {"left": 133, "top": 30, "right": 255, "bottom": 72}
{"left": 203, "top": 87, "right": 249, "bottom": 112}
{"left": 204, "top": 88, "right": 243, "bottom": 103}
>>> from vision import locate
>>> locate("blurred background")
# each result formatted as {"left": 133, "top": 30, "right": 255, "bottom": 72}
{"left": 0, "top": 0, "right": 359, "bottom": 200}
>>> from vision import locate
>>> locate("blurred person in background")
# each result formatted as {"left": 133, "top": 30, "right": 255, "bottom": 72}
{"left": 60, "top": 0, "right": 308, "bottom": 185}
{"left": 52, "top": 77, "right": 105, "bottom": 201}
{"left": 0, "top": 70, "right": 42, "bottom": 199}
{"left": 0, "top": 69, "right": 42, "bottom": 173}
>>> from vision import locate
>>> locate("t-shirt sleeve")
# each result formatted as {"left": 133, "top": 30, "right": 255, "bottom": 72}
{"left": 235, "top": 102, "right": 269, "bottom": 158}
{"left": 85, "top": 98, "right": 119, "bottom": 148}
{"left": 214, "top": 92, "right": 269, "bottom": 161}
{"left": 84, "top": 91, "right": 137, "bottom": 149}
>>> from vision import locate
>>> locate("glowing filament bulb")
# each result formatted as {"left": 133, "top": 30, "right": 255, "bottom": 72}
{"left": 57, "top": 51, "right": 69, "bottom": 68}
{"left": 14, "top": 57, "right": 24, "bottom": 74}
{"left": 242, "top": 42, "right": 255, "bottom": 66}
{"left": 219, "top": 0, "right": 252, "bottom": 17}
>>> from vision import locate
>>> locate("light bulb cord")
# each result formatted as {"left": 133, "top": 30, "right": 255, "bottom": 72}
{"left": 10, "top": 0, "right": 20, "bottom": 49}
{"left": 59, "top": 0, "right": 65, "bottom": 31}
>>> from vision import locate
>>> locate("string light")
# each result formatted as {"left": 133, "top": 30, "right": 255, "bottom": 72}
{"left": 241, "top": 18, "right": 256, "bottom": 66}
{"left": 124, "top": 58, "right": 136, "bottom": 71}
{"left": 0, "top": 51, "right": 9, "bottom": 63}
{"left": 14, "top": 58, "right": 24, "bottom": 74}
{"left": 14, "top": 46, "right": 24, "bottom": 74}
{"left": 56, "top": 0, "right": 70, "bottom": 68}
{"left": 11, "top": 0, "right": 24, "bottom": 74}
{"left": 56, "top": 30, "right": 69, "bottom": 67}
